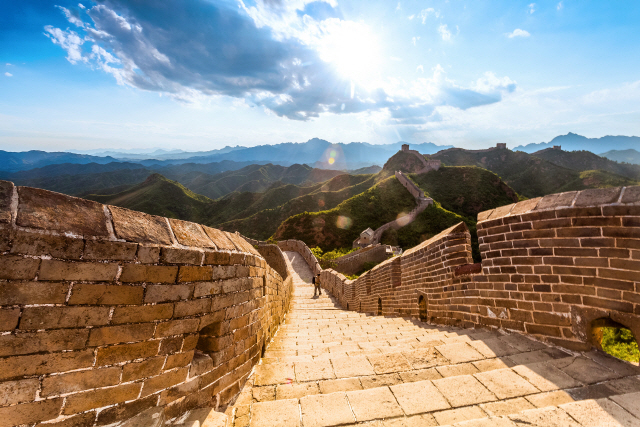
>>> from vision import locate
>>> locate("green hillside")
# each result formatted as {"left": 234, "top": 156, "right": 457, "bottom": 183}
{"left": 273, "top": 176, "right": 416, "bottom": 250}
{"left": 555, "top": 170, "right": 638, "bottom": 192}
{"left": 533, "top": 148, "right": 640, "bottom": 180}
{"left": 600, "top": 149, "right": 640, "bottom": 165}
{"left": 409, "top": 166, "right": 521, "bottom": 220}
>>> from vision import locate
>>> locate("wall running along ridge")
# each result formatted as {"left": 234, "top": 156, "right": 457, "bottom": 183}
{"left": 0, "top": 181, "right": 293, "bottom": 427}
{"left": 332, "top": 245, "right": 389, "bottom": 276}
{"left": 288, "top": 186, "right": 640, "bottom": 353}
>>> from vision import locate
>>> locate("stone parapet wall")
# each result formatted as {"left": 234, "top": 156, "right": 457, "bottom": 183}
{"left": 395, "top": 171, "right": 425, "bottom": 199}
{"left": 296, "top": 186, "right": 640, "bottom": 355}
{"left": 332, "top": 245, "right": 389, "bottom": 276}
{"left": 277, "top": 240, "right": 322, "bottom": 275}
{"left": 0, "top": 181, "right": 293, "bottom": 427}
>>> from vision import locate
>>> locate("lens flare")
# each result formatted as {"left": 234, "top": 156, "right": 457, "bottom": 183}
{"left": 336, "top": 216, "right": 352, "bottom": 229}
{"left": 328, "top": 157, "right": 335, "bottom": 164}
{"left": 330, "top": 150, "right": 337, "bottom": 158}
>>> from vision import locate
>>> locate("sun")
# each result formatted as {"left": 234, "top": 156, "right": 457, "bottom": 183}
{"left": 318, "top": 22, "right": 381, "bottom": 88}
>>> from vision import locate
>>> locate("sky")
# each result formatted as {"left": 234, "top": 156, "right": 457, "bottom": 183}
{"left": 1, "top": 0, "right": 639, "bottom": 152}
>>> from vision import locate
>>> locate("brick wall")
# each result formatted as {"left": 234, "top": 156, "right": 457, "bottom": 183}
{"left": 291, "top": 186, "right": 640, "bottom": 354}
{"left": 332, "top": 245, "right": 389, "bottom": 276}
{"left": 0, "top": 181, "right": 293, "bottom": 426}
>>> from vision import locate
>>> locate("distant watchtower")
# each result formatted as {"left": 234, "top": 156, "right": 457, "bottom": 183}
{"left": 553, "top": 145, "right": 562, "bottom": 150}
{"left": 496, "top": 143, "right": 507, "bottom": 149}
{"left": 401, "top": 144, "right": 409, "bottom": 152}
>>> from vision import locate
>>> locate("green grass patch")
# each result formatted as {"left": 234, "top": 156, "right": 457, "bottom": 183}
{"left": 601, "top": 327, "right": 640, "bottom": 363}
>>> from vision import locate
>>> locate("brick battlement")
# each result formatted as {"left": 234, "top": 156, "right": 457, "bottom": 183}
{"left": 287, "top": 186, "right": 640, "bottom": 355}
{"left": 0, "top": 181, "right": 293, "bottom": 426}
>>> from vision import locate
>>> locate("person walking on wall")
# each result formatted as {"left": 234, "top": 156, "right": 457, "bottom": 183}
{"left": 313, "top": 274, "right": 322, "bottom": 297}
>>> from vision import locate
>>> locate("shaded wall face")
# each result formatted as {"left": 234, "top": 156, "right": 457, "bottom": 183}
{"left": 0, "top": 181, "right": 293, "bottom": 427}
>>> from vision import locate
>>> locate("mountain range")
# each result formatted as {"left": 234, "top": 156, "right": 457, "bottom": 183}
{"left": 514, "top": 133, "right": 640, "bottom": 154}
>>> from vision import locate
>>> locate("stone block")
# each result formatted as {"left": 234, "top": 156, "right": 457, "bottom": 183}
{"left": 0, "top": 329, "right": 89, "bottom": 357}
{"left": 109, "top": 205, "right": 173, "bottom": 244}
{"left": 138, "top": 245, "right": 161, "bottom": 263}
{"left": 165, "top": 350, "right": 194, "bottom": 369}
{"left": 0, "top": 281, "right": 69, "bottom": 304}
{"left": 95, "top": 396, "right": 158, "bottom": 426}
{"left": 69, "top": 284, "right": 144, "bottom": 305}
{"left": 120, "top": 264, "right": 178, "bottom": 283}
{"left": 202, "top": 225, "right": 237, "bottom": 251}
{"left": 122, "top": 357, "right": 165, "bottom": 382}
{"left": 84, "top": 240, "right": 138, "bottom": 260}
{"left": 145, "top": 284, "right": 193, "bottom": 303}
{"left": 0, "top": 255, "right": 41, "bottom": 280}
{"left": 621, "top": 185, "right": 640, "bottom": 204}
{"left": 169, "top": 218, "right": 215, "bottom": 247}
{"left": 0, "top": 349, "right": 94, "bottom": 380}
{"left": 159, "top": 336, "right": 183, "bottom": 355}
{"left": 204, "top": 251, "right": 231, "bottom": 265}
{"left": 111, "top": 303, "right": 174, "bottom": 325}
{"left": 0, "top": 378, "right": 39, "bottom": 405}
{"left": 535, "top": 191, "right": 577, "bottom": 210}
{"left": 0, "top": 180, "right": 14, "bottom": 223}
{"left": 39, "top": 259, "right": 119, "bottom": 281}
{"left": 178, "top": 265, "right": 213, "bottom": 282}
{"left": 574, "top": 186, "right": 622, "bottom": 207}
{"left": 225, "top": 232, "right": 260, "bottom": 256}
{"left": 41, "top": 366, "right": 122, "bottom": 397}
{"left": 10, "top": 230, "right": 84, "bottom": 259}
{"left": 88, "top": 323, "right": 155, "bottom": 346}
{"left": 63, "top": 383, "right": 142, "bottom": 415}
{"left": 96, "top": 341, "right": 159, "bottom": 366}
{"left": 47, "top": 412, "right": 98, "bottom": 427}
{"left": 0, "top": 308, "right": 20, "bottom": 331}
{"left": 193, "top": 281, "right": 223, "bottom": 298}
{"left": 174, "top": 299, "right": 210, "bottom": 317}
{"left": 0, "top": 398, "right": 63, "bottom": 425}
{"left": 161, "top": 247, "right": 202, "bottom": 265}
{"left": 190, "top": 352, "right": 214, "bottom": 377}
{"left": 140, "top": 367, "right": 189, "bottom": 397}
{"left": 20, "top": 306, "right": 111, "bottom": 329}
{"left": 155, "top": 319, "right": 200, "bottom": 338}
{"left": 17, "top": 186, "right": 108, "bottom": 236}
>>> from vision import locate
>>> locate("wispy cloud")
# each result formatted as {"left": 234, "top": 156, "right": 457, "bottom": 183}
{"left": 416, "top": 65, "right": 424, "bottom": 73}
{"left": 507, "top": 29, "right": 531, "bottom": 38}
{"left": 557, "top": 1, "right": 563, "bottom": 10}
{"left": 418, "top": 8, "right": 439, "bottom": 24}
{"left": 4, "top": 72, "right": 13, "bottom": 77}
{"left": 412, "top": 36, "right": 420, "bottom": 45}
{"left": 528, "top": 3, "right": 536, "bottom": 14}
{"left": 438, "top": 24, "right": 452, "bottom": 41}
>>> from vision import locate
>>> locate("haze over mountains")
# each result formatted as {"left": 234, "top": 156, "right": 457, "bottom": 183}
{"left": 514, "top": 133, "right": 640, "bottom": 155}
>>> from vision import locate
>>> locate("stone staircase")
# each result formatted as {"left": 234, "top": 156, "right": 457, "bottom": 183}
{"left": 183, "top": 251, "right": 640, "bottom": 426}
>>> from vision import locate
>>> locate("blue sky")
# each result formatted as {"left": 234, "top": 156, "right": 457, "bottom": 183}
{"left": 1, "top": 0, "right": 639, "bottom": 152}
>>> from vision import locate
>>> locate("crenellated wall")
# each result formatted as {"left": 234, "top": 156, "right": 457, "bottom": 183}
{"left": 0, "top": 181, "right": 293, "bottom": 426}
{"left": 290, "top": 186, "right": 640, "bottom": 354}
{"left": 332, "top": 244, "right": 389, "bottom": 276}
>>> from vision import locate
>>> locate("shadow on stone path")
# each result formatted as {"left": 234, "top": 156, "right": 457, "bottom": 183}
{"left": 218, "top": 252, "right": 640, "bottom": 427}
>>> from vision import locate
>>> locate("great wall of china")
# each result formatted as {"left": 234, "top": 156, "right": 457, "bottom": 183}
{"left": 2, "top": 177, "right": 640, "bottom": 426}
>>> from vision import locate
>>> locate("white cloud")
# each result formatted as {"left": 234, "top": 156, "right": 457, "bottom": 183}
{"left": 418, "top": 8, "right": 439, "bottom": 24}
{"left": 557, "top": 1, "right": 563, "bottom": 10}
{"left": 43, "top": 26, "right": 87, "bottom": 63}
{"left": 79, "top": 3, "right": 86, "bottom": 9}
{"left": 4, "top": 72, "right": 12, "bottom": 77}
{"left": 6, "top": 63, "right": 12, "bottom": 66}
{"left": 396, "top": 2, "right": 401, "bottom": 11}
{"left": 408, "top": 14, "right": 414, "bottom": 20}
{"left": 507, "top": 29, "right": 531, "bottom": 38}
{"left": 412, "top": 36, "right": 420, "bottom": 45}
{"left": 55, "top": 6, "right": 85, "bottom": 28}
{"left": 416, "top": 65, "right": 424, "bottom": 73}
{"left": 438, "top": 24, "right": 451, "bottom": 41}
{"left": 528, "top": 3, "right": 536, "bottom": 14}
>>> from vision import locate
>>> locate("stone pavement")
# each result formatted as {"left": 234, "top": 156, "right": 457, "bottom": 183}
{"left": 194, "top": 251, "right": 640, "bottom": 426}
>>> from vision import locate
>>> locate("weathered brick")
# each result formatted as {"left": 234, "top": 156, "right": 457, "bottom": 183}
{"left": 574, "top": 186, "right": 622, "bottom": 206}
{"left": 20, "top": 306, "right": 110, "bottom": 330}
{"left": 39, "top": 259, "right": 118, "bottom": 281}
{"left": 109, "top": 205, "right": 173, "bottom": 245}
{"left": 137, "top": 245, "right": 161, "bottom": 263}
{"left": 41, "top": 367, "right": 121, "bottom": 397}
{"left": 111, "top": 303, "right": 174, "bottom": 324}
{"left": 598, "top": 268, "right": 640, "bottom": 282}
{"left": 165, "top": 350, "right": 194, "bottom": 370}
{"left": 0, "top": 180, "right": 14, "bottom": 223}
{"left": 159, "top": 336, "right": 184, "bottom": 355}
{"left": 120, "top": 264, "right": 178, "bottom": 283}
{"left": 0, "top": 329, "right": 89, "bottom": 357}
{"left": 122, "top": 357, "right": 165, "bottom": 382}
{"left": 155, "top": 319, "right": 200, "bottom": 338}
{"left": 63, "top": 383, "right": 142, "bottom": 415}
{"left": 182, "top": 334, "right": 200, "bottom": 352}
{"left": 178, "top": 265, "right": 213, "bottom": 282}
{"left": 96, "top": 341, "right": 159, "bottom": 366}
{"left": 583, "top": 296, "right": 634, "bottom": 313}
{"left": 94, "top": 395, "right": 157, "bottom": 426}
{"left": 193, "top": 281, "right": 223, "bottom": 298}
{"left": 213, "top": 265, "right": 237, "bottom": 280}
{"left": 0, "top": 255, "right": 41, "bottom": 280}
{"left": 525, "top": 323, "right": 562, "bottom": 337}
{"left": 0, "top": 281, "right": 68, "bottom": 305}
{"left": 532, "top": 311, "right": 571, "bottom": 326}
{"left": 198, "top": 335, "right": 232, "bottom": 353}
{"left": 204, "top": 251, "right": 231, "bottom": 265}
{"left": 0, "top": 378, "right": 39, "bottom": 405}
{"left": 145, "top": 284, "right": 193, "bottom": 303}
{"left": 161, "top": 247, "right": 202, "bottom": 265}
{"left": 84, "top": 240, "right": 138, "bottom": 260}
{"left": 0, "top": 307, "right": 20, "bottom": 331}
{"left": 10, "top": 230, "right": 84, "bottom": 259}
{"left": 140, "top": 367, "right": 188, "bottom": 397}
{"left": 174, "top": 299, "right": 210, "bottom": 317}
{"left": 0, "top": 398, "right": 63, "bottom": 425}
{"left": 202, "top": 226, "right": 237, "bottom": 251}
{"left": 17, "top": 186, "right": 108, "bottom": 236}
{"left": 69, "top": 284, "right": 144, "bottom": 305}
{"left": 169, "top": 218, "right": 214, "bottom": 248}
{"left": 89, "top": 323, "right": 155, "bottom": 346}
{"left": 45, "top": 412, "right": 97, "bottom": 427}
{"left": 0, "top": 349, "right": 94, "bottom": 380}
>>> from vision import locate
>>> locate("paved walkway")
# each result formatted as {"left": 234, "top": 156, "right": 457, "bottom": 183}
{"left": 224, "top": 252, "right": 640, "bottom": 427}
